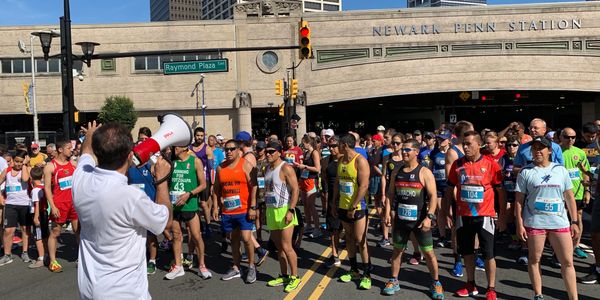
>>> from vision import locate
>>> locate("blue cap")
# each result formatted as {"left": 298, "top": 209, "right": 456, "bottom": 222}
{"left": 235, "top": 131, "right": 252, "bottom": 142}
{"left": 437, "top": 129, "right": 452, "bottom": 140}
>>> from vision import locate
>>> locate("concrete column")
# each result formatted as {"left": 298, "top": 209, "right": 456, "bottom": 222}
{"left": 236, "top": 92, "right": 252, "bottom": 134}
{"left": 295, "top": 102, "right": 307, "bottom": 142}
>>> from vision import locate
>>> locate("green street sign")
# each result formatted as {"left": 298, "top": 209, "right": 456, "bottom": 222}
{"left": 163, "top": 59, "right": 228, "bottom": 75}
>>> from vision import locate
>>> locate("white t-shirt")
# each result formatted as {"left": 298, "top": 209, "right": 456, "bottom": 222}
{"left": 73, "top": 154, "right": 168, "bottom": 300}
{"left": 0, "top": 156, "right": 8, "bottom": 192}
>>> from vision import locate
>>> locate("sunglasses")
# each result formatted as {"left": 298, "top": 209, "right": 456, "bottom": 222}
{"left": 224, "top": 147, "right": 238, "bottom": 153}
{"left": 562, "top": 135, "right": 576, "bottom": 140}
{"left": 265, "top": 149, "right": 278, "bottom": 155}
{"left": 499, "top": 140, "right": 507, "bottom": 144}
{"left": 508, "top": 143, "right": 519, "bottom": 147}
{"left": 391, "top": 141, "right": 402, "bottom": 146}
{"left": 329, "top": 144, "right": 338, "bottom": 148}
{"left": 401, "top": 148, "right": 415, "bottom": 153}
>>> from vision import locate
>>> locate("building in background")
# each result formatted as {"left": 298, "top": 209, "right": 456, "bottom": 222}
{"left": 408, "top": 0, "right": 486, "bottom": 7}
{"left": 202, "top": 0, "right": 341, "bottom": 20}
{"left": 150, "top": 0, "right": 202, "bottom": 21}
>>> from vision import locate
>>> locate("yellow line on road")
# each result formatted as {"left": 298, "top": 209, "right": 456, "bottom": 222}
{"left": 307, "top": 250, "right": 348, "bottom": 300}
{"left": 283, "top": 246, "right": 332, "bottom": 300}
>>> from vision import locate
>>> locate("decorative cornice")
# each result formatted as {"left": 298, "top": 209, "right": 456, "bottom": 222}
{"left": 234, "top": 0, "right": 302, "bottom": 17}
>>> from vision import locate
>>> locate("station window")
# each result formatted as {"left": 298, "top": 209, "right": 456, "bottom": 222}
{"left": 304, "top": 1, "right": 321, "bottom": 10}
{"left": 0, "top": 58, "right": 61, "bottom": 74}
{"left": 323, "top": 4, "right": 339, "bottom": 11}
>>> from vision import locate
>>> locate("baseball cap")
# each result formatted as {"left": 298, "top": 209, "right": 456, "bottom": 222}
{"left": 255, "top": 141, "right": 267, "bottom": 150}
{"left": 424, "top": 131, "right": 435, "bottom": 138}
{"left": 324, "top": 128, "right": 335, "bottom": 137}
{"left": 216, "top": 134, "right": 224, "bottom": 141}
{"left": 532, "top": 136, "right": 552, "bottom": 148}
{"left": 545, "top": 131, "right": 556, "bottom": 140}
{"left": 31, "top": 143, "right": 40, "bottom": 149}
{"left": 267, "top": 141, "right": 282, "bottom": 151}
{"left": 436, "top": 129, "right": 452, "bottom": 140}
{"left": 235, "top": 131, "right": 252, "bottom": 142}
{"left": 372, "top": 134, "right": 383, "bottom": 142}
{"left": 376, "top": 125, "right": 385, "bottom": 131}
{"left": 413, "top": 130, "right": 422, "bottom": 136}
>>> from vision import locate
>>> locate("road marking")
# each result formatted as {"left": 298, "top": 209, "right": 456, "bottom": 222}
{"left": 283, "top": 246, "right": 332, "bottom": 300}
{"left": 307, "top": 250, "right": 348, "bottom": 300}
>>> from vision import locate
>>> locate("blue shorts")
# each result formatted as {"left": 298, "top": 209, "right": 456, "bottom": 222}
{"left": 221, "top": 213, "right": 254, "bottom": 233}
{"left": 369, "top": 176, "right": 382, "bottom": 196}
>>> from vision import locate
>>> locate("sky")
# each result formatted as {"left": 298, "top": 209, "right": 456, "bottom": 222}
{"left": 0, "top": 0, "right": 584, "bottom": 26}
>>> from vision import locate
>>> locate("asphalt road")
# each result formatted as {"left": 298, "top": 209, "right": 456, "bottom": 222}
{"left": 0, "top": 208, "right": 598, "bottom": 300}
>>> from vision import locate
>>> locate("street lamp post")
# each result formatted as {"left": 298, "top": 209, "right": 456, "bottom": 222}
{"left": 201, "top": 74, "right": 206, "bottom": 132}
{"left": 190, "top": 74, "right": 206, "bottom": 131}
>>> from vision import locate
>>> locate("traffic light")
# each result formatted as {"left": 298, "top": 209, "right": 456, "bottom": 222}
{"left": 290, "top": 79, "right": 298, "bottom": 100}
{"left": 299, "top": 20, "right": 312, "bottom": 59}
{"left": 481, "top": 95, "right": 487, "bottom": 101}
{"left": 275, "top": 79, "right": 284, "bottom": 96}
{"left": 74, "top": 110, "right": 80, "bottom": 123}
{"left": 278, "top": 104, "right": 285, "bottom": 117}
{"left": 515, "top": 93, "right": 521, "bottom": 101}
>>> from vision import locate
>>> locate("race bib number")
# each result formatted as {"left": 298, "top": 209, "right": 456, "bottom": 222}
{"left": 224, "top": 195, "right": 242, "bottom": 211}
{"left": 169, "top": 191, "right": 185, "bottom": 204}
{"left": 265, "top": 192, "right": 280, "bottom": 208}
{"left": 285, "top": 157, "right": 294, "bottom": 164}
{"left": 503, "top": 180, "right": 516, "bottom": 192}
{"left": 397, "top": 204, "right": 418, "bottom": 221}
{"left": 132, "top": 183, "right": 145, "bottom": 190}
{"left": 301, "top": 169, "right": 310, "bottom": 179}
{"left": 461, "top": 185, "right": 484, "bottom": 203}
{"left": 5, "top": 184, "right": 22, "bottom": 193}
{"left": 340, "top": 181, "right": 354, "bottom": 196}
{"left": 433, "top": 169, "right": 446, "bottom": 181}
{"left": 567, "top": 168, "right": 581, "bottom": 180}
{"left": 58, "top": 176, "right": 73, "bottom": 191}
{"left": 258, "top": 177, "right": 265, "bottom": 189}
{"left": 534, "top": 197, "right": 563, "bottom": 215}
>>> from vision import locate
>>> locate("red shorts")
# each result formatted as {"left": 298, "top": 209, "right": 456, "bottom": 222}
{"left": 300, "top": 178, "right": 318, "bottom": 195}
{"left": 50, "top": 200, "right": 78, "bottom": 224}
{"left": 525, "top": 227, "right": 570, "bottom": 236}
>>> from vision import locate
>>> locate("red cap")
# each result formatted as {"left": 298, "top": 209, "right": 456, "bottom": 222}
{"left": 372, "top": 134, "right": 383, "bottom": 142}
{"left": 31, "top": 143, "right": 40, "bottom": 149}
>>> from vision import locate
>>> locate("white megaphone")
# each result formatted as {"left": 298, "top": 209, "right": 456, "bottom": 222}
{"left": 132, "top": 113, "right": 192, "bottom": 167}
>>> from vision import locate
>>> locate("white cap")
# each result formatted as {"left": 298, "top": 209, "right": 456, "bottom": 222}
{"left": 377, "top": 125, "right": 385, "bottom": 131}
{"left": 216, "top": 134, "right": 224, "bottom": 141}
{"left": 324, "top": 129, "right": 335, "bottom": 137}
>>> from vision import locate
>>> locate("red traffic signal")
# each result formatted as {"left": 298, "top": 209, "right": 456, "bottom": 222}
{"left": 299, "top": 21, "right": 312, "bottom": 59}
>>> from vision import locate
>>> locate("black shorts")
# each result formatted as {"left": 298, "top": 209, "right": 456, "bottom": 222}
{"left": 392, "top": 218, "right": 434, "bottom": 252}
{"left": 174, "top": 211, "right": 197, "bottom": 222}
{"left": 576, "top": 200, "right": 587, "bottom": 210}
{"left": 199, "top": 183, "right": 212, "bottom": 202}
{"left": 338, "top": 208, "right": 367, "bottom": 223}
{"left": 326, "top": 206, "right": 342, "bottom": 232}
{"left": 32, "top": 210, "right": 49, "bottom": 240}
{"left": 456, "top": 216, "right": 495, "bottom": 259}
{"left": 3, "top": 204, "right": 32, "bottom": 228}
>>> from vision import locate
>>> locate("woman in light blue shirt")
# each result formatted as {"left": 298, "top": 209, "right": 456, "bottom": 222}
{"left": 514, "top": 136, "right": 580, "bottom": 300}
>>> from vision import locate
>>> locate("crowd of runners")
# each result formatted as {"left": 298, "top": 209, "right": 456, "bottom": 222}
{"left": 0, "top": 117, "right": 599, "bottom": 300}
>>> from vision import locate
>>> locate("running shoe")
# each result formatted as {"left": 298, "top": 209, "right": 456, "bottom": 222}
{"left": 256, "top": 248, "right": 269, "bottom": 266}
{"left": 579, "top": 266, "right": 600, "bottom": 284}
{"left": 245, "top": 265, "right": 257, "bottom": 284}
{"left": 267, "top": 274, "right": 290, "bottom": 287}
{"left": 28, "top": 258, "right": 44, "bottom": 269}
{"left": 436, "top": 237, "right": 448, "bottom": 248}
{"left": 339, "top": 270, "right": 361, "bottom": 282}
{"left": 409, "top": 254, "right": 423, "bottom": 265}
{"left": 12, "top": 236, "right": 22, "bottom": 244}
{"left": 165, "top": 265, "right": 185, "bottom": 280}
{"left": 0, "top": 255, "right": 13, "bottom": 266}
{"left": 517, "top": 255, "right": 529, "bottom": 266}
{"left": 475, "top": 256, "right": 485, "bottom": 271}
{"left": 430, "top": 280, "right": 445, "bottom": 300}
{"left": 455, "top": 282, "right": 478, "bottom": 297}
{"left": 198, "top": 265, "right": 212, "bottom": 279}
{"left": 359, "top": 276, "right": 372, "bottom": 290}
{"left": 182, "top": 257, "right": 193, "bottom": 269}
{"left": 147, "top": 261, "right": 156, "bottom": 275}
{"left": 324, "top": 256, "right": 341, "bottom": 269}
{"left": 533, "top": 295, "right": 544, "bottom": 300}
{"left": 309, "top": 229, "right": 323, "bottom": 239}
{"left": 451, "top": 261, "right": 464, "bottom": 277}
{"left": 21, "top": 253, "right": 32, "bottom": 263}
{"left": 49, "top": 260, "right": 62, "bottom": 273}
{"left": 574, "top": 246, "right": 589, "bottom": 259}
{"left": 377, "top": 238, "right": 391, "bottom": 248}
{"left": 284, "top": 276, "right": 301, "bottom": 293}
{"left": 241, "top": 253, "right": 249, "bottom": 263}
{"left": 485, "top": 288, "right": 496, "bottom": 300}
{"left": 382, "top": 279, "right": 400, "bottom": 295}
{"left": 221, "top": 267, "right": 241, "bottom": 281}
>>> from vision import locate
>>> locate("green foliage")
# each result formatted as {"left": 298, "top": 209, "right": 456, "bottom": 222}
{"left": 97, "top": 95, "right": 138, "bottom": 130}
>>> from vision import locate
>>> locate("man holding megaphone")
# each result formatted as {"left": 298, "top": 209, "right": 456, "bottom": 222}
{"left": 72, "top": 120, "right": 179, "bottom": 300}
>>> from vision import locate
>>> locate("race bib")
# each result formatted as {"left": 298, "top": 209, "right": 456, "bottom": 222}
{"left": 169, "top": 191, "right": 185, "bottom": 204}
{"left": 5, "top": 184, "right": 22, "bottom": 193}
{"left": 285, "top": 157, "right": 294, "bottom": 164}
{"left": 534, "top": 197, "right": 563, "bottom": 215}
{"left": 132, "top": 183, "right": 145, "bottom": 190}
{"left": 567, "top": 168, "right": 581, "bottom": 180}
{"left": 461, "top": 185, "right": 484, "bottom": 203}
{"left": 301, "top": 169, "right": 310, "bottom": 179}
{"left": 257, "top": 177, "right": 265, "bottom": 189}
{"left": 340, "top": 181, "right": 354, "bottom": 196}
{"left": 397, "top": 204, "right": 418, "bottom": 221}
{"left": 433, "top": 169, "right": 446, "bottom": 181}
{"left": 503, "top": 180, "right": 516, "bottom": 192}
{"left": 224, "top": 195, "right": 242, "bottom": 211}
{"left": 58, "top": 176, "right": 73, "bottom": 191}
{"left": 265, "top": 192, "right": 281, "bottom": 208}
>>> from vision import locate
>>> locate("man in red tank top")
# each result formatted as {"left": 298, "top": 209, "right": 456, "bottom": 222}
{"left": 43, "top": 140, "right": 77, "bottom": 273}
{"left": 213, "top": 139, "right": 258, "bottom": 283}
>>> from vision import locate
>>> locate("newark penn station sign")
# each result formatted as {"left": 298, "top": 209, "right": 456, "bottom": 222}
{"left": 373, "top": 18, "right": 582, "bottom": 36}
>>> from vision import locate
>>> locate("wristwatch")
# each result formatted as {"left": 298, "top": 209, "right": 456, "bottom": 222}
{"left": 426, "top": 213, "right": 436, "bottom": 220}
{"left": 250, "top": 205, "right": 257, "bottom": 210}
{"left": 571, "top": 220, "right": 579, "bottom": 225}
{"left": 288, "top": 208, "right": 295, "bottom": 213}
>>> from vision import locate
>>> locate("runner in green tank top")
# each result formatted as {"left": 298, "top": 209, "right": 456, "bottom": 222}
{"left": 165, "top": 145, "right": 211, "bottom": 280}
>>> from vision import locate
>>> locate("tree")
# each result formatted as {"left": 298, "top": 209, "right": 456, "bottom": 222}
{"left": 98, "top": 95, "right": 138, "bottom": 130}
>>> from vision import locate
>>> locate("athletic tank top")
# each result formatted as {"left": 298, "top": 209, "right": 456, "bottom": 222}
{"left": 384, "top": 154, "right": 403, "bottom": 184}
{"left": 264, "top": 162, "right": 290, "bottom": 208}
{"left": 128, "top": 164, "right": 156, "bottom": 201}
{"left": 325, "top": 157, "right": 339, "bottom": 201}
{"left": 451, "top": 144, "right": 464, "bottom": 159}
{"left": 32, "top": 185, "right": 48, "bottom": 213}
{"left": 394, "top": 165, "right": 427, "bottom": 222}
{"left": 5, "top": 168, "right": 30, "bottom": 206}
{"left": 431, "top": 148, "right": 447, "bottom": 185}
{"left": 502, "top": 154, "right": 517, "bottom": 200}
{"left": 219, "top": 157, "right": 250, "bottom": 215}
{"left": 301, "top": 150, "right": 318, "bottom": 179}
{"left": 51, "top": 159, "right": 75, "bottom": 203}
{"left": 190, "top": 144, "right": 209, "bottom": 180}
{"left": 338, "top": 154, "right": 366, "bottom": 210}
{"left": 170, "top": 155, "right": 199, "bottom": 212}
